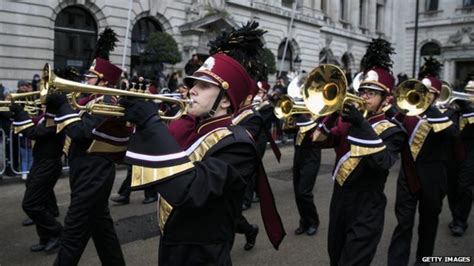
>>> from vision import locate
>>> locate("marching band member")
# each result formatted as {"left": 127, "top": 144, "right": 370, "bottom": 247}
{"left": 292, "top": 114, "right": 321, "bottom": 236}
{"left": 46, "top": 57, "right": 127, "bottom": 265}
{"left": 388, "top": 58, "right": 458, "bottom": 265}
{"left": 448, "top": 79, "right": 474, "bottom": 236}
{"left": 119, "top": 49, "right": 285, "bottom": 265}
{"left": 313, "top": 38, "right": 405, "bottom": 265}
{"left": 10, "top": 103, "right": 65, "bottom": 253}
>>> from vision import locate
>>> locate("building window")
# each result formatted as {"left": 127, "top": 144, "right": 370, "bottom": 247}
{"left": 54, "top": 6, "right": 97, "bottom": 75}
{"left": 282, "top": 0, "right": 294, "bottom": 8}
{"left": 426, "top": 0, "right": 438, "bottom": 11}
{"left": 321, "top": 0, "right": 328, "bottom": 13}
{"left": 130, "top": 18, "right": 162, "bottom": 78}
{"left": 359, "top": 0, "right": 368, "bottom": 27}
{"left": 277, "top": 40, "right": 293, "bottom": 78}
{"left": 463, "top": 0, "right": 474, "bottom": 7}
{"left": 340, "top": 0, "right": 347, "bottom": 20}
{"left": 420, "top": 42, "right": 441, "bottom": 57}
{"left": 376, "top": 3, "right": 384, "bottom": 32}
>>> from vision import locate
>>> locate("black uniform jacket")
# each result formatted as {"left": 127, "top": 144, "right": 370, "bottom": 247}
{"left": 314, "top": 113, "right": 405, "bottom": 191}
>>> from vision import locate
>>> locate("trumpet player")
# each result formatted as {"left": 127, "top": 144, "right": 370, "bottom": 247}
{"left": 447, "top": 80, "right": 474, "bottom": 237}
{"left": 9, "top": 102, "right": 65, "bottom": 253}
{"left": 117, "top": 22, "right": 285, "bottom": 265}
{"left": 313, "top": 39, "right": 405, "bottom": 266}
{"left": 46, "top": 57, "right": 126, "bottom": 265}
{"left": 388, "top": 61, "right": 458, "bottom": 265}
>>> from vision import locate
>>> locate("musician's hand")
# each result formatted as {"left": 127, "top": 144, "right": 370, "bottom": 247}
{"left": 118, "top": 98, "right": 158, "bottom": 126}
{"left": 46, "top": 94, "right": 68, "bottom": 110}
{"left": 10, "top": 104, "right": 24, "bottom": 115}
{"left": 341, "top": 103, "right": 364, "bottom": 125}
{"left": 423, "top": 105, "right": 442, "bottom": 118}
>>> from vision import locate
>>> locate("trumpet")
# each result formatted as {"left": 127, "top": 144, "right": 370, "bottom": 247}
{"left": 274, "top": 95, "right": 311, "bottom": 119}
{"left": 436, "top": 81, "right": 474, "bottom": 107}
{"left": 0, "top": 91, "right": 43, "bottom": 116}
{"left": 393, "top": 79, "right": 431, "bottom": 116}
{"left": 303, "top": 64, "right": 367, "bottom": 117}
{"left": 39, "top": 63, "right": 192, "bottom": 120}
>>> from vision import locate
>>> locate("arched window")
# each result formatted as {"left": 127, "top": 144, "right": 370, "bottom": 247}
{"left": 277, "top": 39, "right": 293, "bottom": 78}
{"left": 54, "top": 6, "right": 97, "bottom": 75}
{"left": 131, "top": 18, "right": 162, "bottom": 79}
{"left": 420, "top": 42, "right": 441, "bottom": 57}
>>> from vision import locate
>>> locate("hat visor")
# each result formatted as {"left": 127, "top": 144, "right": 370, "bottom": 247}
{"left": 84, "top": 72, "right": 98, "bottom": 78}
{"left": 359, "top": 83, "right": 386, "bottom": 92}
{"left": 183, "top": 74, "right": 220, "bottom": 88}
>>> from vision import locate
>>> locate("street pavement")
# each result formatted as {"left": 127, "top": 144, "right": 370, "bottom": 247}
{"left": 0, "top": 145, "right": 472, "bottom": 265}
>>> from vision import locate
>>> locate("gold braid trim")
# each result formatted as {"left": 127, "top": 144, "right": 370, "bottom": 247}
{"left": 86, "top": 140, "right": 128, "bottom": 154}
{"left": 431, "top": 120, "right": 453, "bottom": 133}
{"left": 56, "top": 117, "right": 81, "bottom": 133}
{"left": 63, "top": 136, "right": 71, "bottom": 156}
{"left": 13, "top": 123, "right": 34, "bottom": 134}
{"left": 131, "top": 162, "right": 195, "bottom": 188}
{"left": 157, "top": 128, "right": 233, "bottom": 232}
{"left": 410, "top": 120, "right": 432, "bottom": 161}
{"left": 335, "top": 120, "right": 395, "bottom": 185}
{"left": 232, "top": 109, "right": 254, "bottom": 125}
{"left": 349, "top": 121, "right": 395, "bottom": 157}
{"left": 335, "top": 157, "right": 362, "bottom": 186}
{"left": 46, "top": 118, "right": 56, "bottom": 128}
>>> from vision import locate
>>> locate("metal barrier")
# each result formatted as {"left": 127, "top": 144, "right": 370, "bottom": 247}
{"left": 0, "top": 128, "right": 6, "bottom": 175}
{"left": 0, "top": 129, "right": 69, "bottom": 179}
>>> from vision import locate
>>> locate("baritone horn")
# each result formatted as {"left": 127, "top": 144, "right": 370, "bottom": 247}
{"left": 274, "top": 74, "right": 312, "bottom": 119}
{"left": 274, "top": 95, "right": 312, "bottom": 119}
{"left": 39, "top": 63, "right": 191, "bottom": 120}
{"left": 436, "top": 81, "right": 474, "bottom": 106}
{"left": 303, "top": 64, "right": 367, "bottom": 117}
{"left": 392, "top": 79, "right": 431, "bottom": 116}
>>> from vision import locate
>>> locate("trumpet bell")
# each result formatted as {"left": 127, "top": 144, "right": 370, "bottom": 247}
{"left": 303, "top": 64, "right": 365, "bottom": 116}
{"left": 393, "top": 79, "right": 431, "bottom": 116}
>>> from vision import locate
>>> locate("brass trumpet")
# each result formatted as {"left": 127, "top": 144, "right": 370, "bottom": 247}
{"left": 393, "top": 79, "right": 432, "bottom": 116}
{"left": 436, "top": 81, "right": 474, "bottom": 106}
{"left": 303, "top": 64, "right": 367, "bottom": 117}
{"left": 39, "top": 63, "right": 191, "bottom": 120}
{"left": 274, "top": 95, "right": 311, "bottom": 119}
{"left": 0, "top": 91, "right": 43, "bottom": 116}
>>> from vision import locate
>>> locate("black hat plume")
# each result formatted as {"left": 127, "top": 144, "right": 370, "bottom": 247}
{"left": 208, "top": 21, "right": 267, "bottom": 80}
{"left": 91, "top": 27, "right": 119, "bottom": 61}
{"left": 418, "top": 56, "right": 442, "bottom": 79}
{"left": 360, "top": 38, "right": 395, "bottom": 72}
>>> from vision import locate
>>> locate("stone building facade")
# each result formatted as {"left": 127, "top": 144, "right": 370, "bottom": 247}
{"left": 0, "top": 0, "right": 412, "bottom": 90}
{"left": 402, "top": 0, "right": 474, "bottom": 90}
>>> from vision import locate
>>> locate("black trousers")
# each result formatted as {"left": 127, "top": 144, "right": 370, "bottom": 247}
{"left": 22, "top": 158, "right": 63, "bottom": 243}
{"left": 118, "top": 165, "right": 156, "bottom": 199}
{"left": 55, "top": 156, "right": 125, "bottom": 266}
{"left": 328, "top": 188, "right": 386, "bottom": 266}
{"left": 448, "top": 151, "right": 474, "bottom": 228}
{"left": 388, "top": 162, "right": 447, "bottom": 265}
{"left": 293, "top": 145, "right": 321, "bottom": 229}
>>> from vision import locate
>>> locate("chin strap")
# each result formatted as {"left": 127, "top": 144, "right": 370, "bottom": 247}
{"left": 206, "top": 89, "right": 226, "bottom": 118}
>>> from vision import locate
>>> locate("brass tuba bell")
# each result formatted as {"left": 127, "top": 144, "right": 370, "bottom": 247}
{"left": 302, "top": 64, "right": 366, "bottom": 117}
{"left": 392, "top": 79, "right": 432, "bottom": 116}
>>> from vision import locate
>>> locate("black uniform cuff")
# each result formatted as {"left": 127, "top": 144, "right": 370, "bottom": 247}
{"left": 348, "top": 120, "right": 385, "bottom": 157}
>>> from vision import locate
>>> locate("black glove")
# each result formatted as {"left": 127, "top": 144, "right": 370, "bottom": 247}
{"left": 9, "top": 104, "right": 24, "bottom": 115}
{"left": 457, "top": 101, "right": 472, "bottom": 113}
{"left": 118, "top": 98, "right": 159, "bottom": 126}
{"left": 46, "top": 94, "right": 68, "bottom": 111}
{"left": 341, "top": 103, "right": 364, "bottom": 125}
{"left": 423, "top": 105, "right": 442, "bottom": 118}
